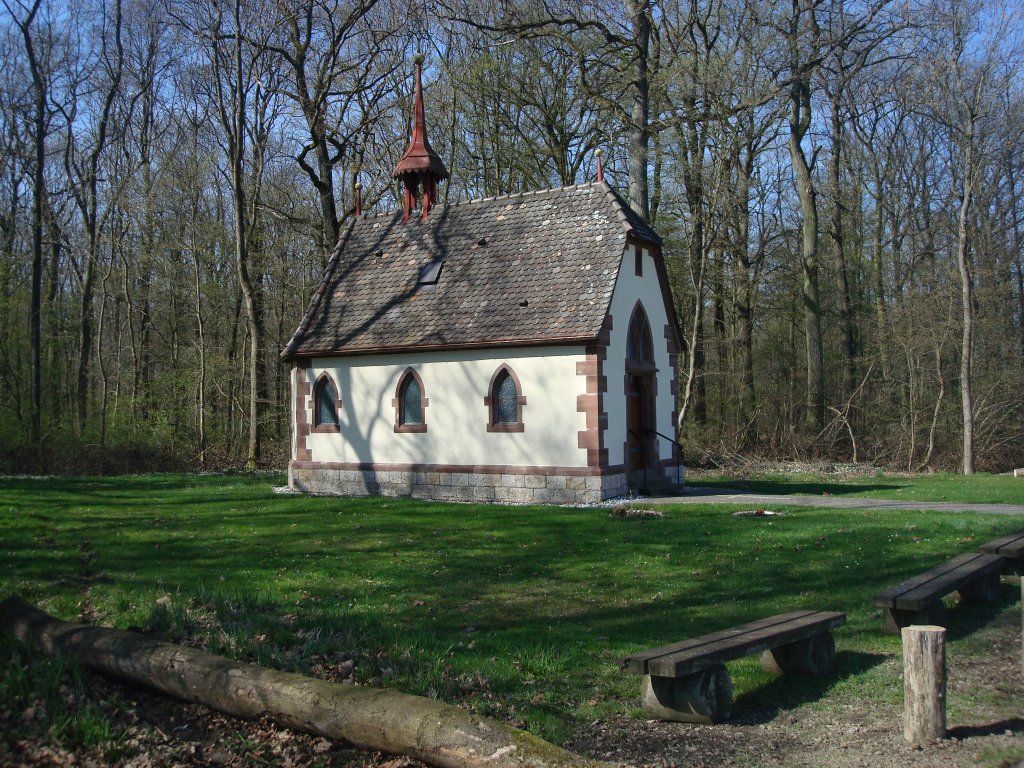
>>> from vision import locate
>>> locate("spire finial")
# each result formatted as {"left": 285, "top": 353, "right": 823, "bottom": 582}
{"left": 354, "top": 182, "right": 362, "bottom": 217}
{"left": 596, "top": 148, "right": 604, "bottom": 183}
{"left": 392, "top": 54, "right": 449, "bottom": 223}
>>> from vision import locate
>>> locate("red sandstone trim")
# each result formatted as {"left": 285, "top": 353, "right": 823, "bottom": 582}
{"left": 284, "top": 334, "right": 595, "bottom": 361}
{"left": 664, "top": 322, "right": 680, "bottom": 355}
{"left": 294, "top": 365, "right": 313, "bottom": 462}
{"left": 289, "top": 460, "right": 627, "bottom": 477}
{"left": 578, "top": 314, "right": 611, "bottom": 469}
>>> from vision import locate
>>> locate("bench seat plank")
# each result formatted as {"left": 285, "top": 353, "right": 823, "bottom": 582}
{"left": 618, "top": 610, "right": 817, "bottom": 675}
{"left": 618, "top": 610, "right": 845, "bottom": 678}
{"left": 894, "top": 553, "right": 1002, "bottom": 610}
{"left": 874, "top": 552, "right": 1002, "bottom": 610}
{"left": 980, "top": 530, "right": 1024, "bottom": 558}
{"left": 648, "top": 611, "right": 845, "bottom": 677}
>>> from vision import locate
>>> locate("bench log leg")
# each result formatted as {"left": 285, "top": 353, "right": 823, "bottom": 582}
{"left": 956, "top": 572, "right": 1000, "bottom": 603}
{"left": 760, "top": 632, "right": 836, "bottom": 676}
{"left": 640, "top": 666, "right": 733, "bottom": 724}
{"left": 882, "top": 602, "right": 947, "bottom": 635}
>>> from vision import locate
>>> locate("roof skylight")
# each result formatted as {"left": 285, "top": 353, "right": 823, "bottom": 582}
{"left": 418, "top": 260, "right": 443, "bottom": 288}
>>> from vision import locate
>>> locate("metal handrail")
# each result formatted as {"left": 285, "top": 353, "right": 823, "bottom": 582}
{"left": 646, "top": 429, "right": 685, "bottom": 486}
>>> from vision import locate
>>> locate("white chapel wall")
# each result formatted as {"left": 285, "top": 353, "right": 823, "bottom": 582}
{"left": 304, "top": 346, "right": 589, "bottom": 468}
{"left": 604, "top": 244, "right": 676, "bottom": 467}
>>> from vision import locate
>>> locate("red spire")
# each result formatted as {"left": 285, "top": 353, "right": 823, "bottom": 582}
{"left": 392, "top": 54, "right": 449, "bottom": 222}
{"left": 596, "top": 148, "right": 604, "bottom": 182}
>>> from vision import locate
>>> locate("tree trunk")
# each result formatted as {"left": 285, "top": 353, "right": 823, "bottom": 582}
{"left": 786, "top": 1, "right": 825, "bottom": 435}
{"left": 0, "top": 596, "right": 606, "bottom": 768}
{"left": 733, "top": 131, "right": 758, "bottom": 440}
{"left": 957, "top": 132, "right": 975, "bottom": 475}
{"left": 625, "top": 0, "right": 650, "bottom": 221}
{"left": 192, "top": 239, "right": 207, "bottom": 468}
{"left": 789, "top": 120, "right": 825, "bottom": 435}
{"left": 1006, "top": 162, "right": 1024, "bottom": 366}
{"left": 829, "top": 93, "right": 856, "bottom": 404}
{"left": 17, "top": 0, "right": 46, "bottom": 448}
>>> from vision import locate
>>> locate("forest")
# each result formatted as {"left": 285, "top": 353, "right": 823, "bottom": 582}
{"left": 0, "top": 0, "right": 1021, "bottom": 474}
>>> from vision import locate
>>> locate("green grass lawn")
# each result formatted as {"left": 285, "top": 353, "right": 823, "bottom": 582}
{"left": 687, "top": 470, "right": 1024, "bottom": 504}
{"left": 1, "top": 473, "right": 1021, "bottom": 756}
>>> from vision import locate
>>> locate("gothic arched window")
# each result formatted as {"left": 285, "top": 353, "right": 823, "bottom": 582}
{"left": 313, "top": 373, "right": 341, "bottom": 432}
{"left": 485, "top": 365, "right": 526, "bottom": 432}
{"left": 626, "top": 304, "right": 654, "bottom": 365}
{"left": 393, "top": 368, "right": 428, "bottom": 433}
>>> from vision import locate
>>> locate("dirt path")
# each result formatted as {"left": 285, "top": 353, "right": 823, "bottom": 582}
{"left": 646, "top": 487, "right": 1024, "bottom": 515}
{"left": 566, "top": 602, "right": 1024, "bottom": 768}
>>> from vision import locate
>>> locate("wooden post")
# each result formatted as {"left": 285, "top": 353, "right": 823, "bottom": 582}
{"left": 902, "top": 625, "right": 946, "bottom": 747}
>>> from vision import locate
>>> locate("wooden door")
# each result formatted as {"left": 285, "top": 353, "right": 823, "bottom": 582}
{"left": 626, "top": 373, "right": 655, "bottom": 472}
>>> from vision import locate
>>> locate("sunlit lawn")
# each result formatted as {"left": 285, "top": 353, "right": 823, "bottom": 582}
{"left": 1, "top": 473, "right": 1021, "bottom": 750}
{"left": 687, "top": 470, "right": 1024, "bottom": 504}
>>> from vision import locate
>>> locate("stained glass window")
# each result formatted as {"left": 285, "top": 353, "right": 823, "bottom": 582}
{"left": 401, "top": 374, "right": 422, "bottom": 425}
{"left": 494, "top": 371, "right": 518, "bottom": 424}
{"left": 316, "top": 377, "right": 338, "bottom": 427}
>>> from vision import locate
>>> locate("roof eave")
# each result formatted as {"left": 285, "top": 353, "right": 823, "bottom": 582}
{"left": 281, "top": 334, "right": 601, "bottom": 362}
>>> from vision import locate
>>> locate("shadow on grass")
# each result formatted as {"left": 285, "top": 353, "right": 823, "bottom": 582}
{"left": 948, "top": 718, "right": 1024, "bottom": 740}
{"left": 731, "top": 650, "right": 888, "bottom": 725}
{"left": 944, "top": 584, "right": 1020, "bottom": 642}
{"left": 687, "top": 479, "right": 905, "bottom": 497}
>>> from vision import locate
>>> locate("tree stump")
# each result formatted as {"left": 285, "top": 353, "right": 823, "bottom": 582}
{"left": 640, "top": 666, "right": 733, "bottom": 724}
{"left": 760, "top": 632, "right": 836, "bottom": 676}
{"left": 902, "top": 625, "right": 946, "bottom": 748}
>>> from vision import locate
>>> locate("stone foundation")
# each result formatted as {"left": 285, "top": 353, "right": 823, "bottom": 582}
{"left": 289, "top": 465, "right": 630, "bottom": 504}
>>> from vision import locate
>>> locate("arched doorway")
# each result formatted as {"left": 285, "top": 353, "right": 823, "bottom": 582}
{"left": 625, "top": 304, "right": 656, "bottom": 492}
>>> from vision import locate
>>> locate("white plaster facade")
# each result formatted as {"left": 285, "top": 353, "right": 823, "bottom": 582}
{"left": 297, "top": 346, "right": 588, "bottom": 468}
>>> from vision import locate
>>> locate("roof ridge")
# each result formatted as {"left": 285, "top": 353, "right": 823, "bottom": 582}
{"left": 598, "top": 180, "right": 662, "bottom": 246}
{"left": 351, "top": 181, "right": 605, "bottom": 222}
{"left": 452, "top": 181, "right": 600, "bottom": 208}
{"left": 599, "top": 181, "right": 634, "bottom": 235}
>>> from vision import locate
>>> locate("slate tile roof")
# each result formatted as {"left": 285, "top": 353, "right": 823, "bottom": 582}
{"left": 282, "top": 180, "right": 662, "bottom": 359}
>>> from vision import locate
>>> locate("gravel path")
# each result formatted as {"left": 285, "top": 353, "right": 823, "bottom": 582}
{"left": 646, "top": 486, "right": 1024, "bottom": 515}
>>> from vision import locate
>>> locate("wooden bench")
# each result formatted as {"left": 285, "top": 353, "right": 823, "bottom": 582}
{"left": 980, "top": 530, "right": 1024, "bottom": 575}
{"left": 874, "top": 552, "right": 1003, "bottom": 634}
{"left": 617, "top": 609, "right": 846, "bottom": 723}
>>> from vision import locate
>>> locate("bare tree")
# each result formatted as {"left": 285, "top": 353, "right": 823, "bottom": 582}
{"left": 3, "top": 0, "right": 47, "bottom": 446}
{"left": 924, "top": 0, "right": 1023, "bottom": 473}
{"left": 60, "top": 0, "right": 124, "bottom": 431}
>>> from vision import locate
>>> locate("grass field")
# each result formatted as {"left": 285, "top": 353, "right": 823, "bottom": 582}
{"left": 687, "top": 470, "right": 1024, "bottom": 504}
{"left": 1, "top": 473, "right": 1021, "bottom": 759}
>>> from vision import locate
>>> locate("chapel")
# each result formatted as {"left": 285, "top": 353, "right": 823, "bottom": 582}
{"left": 281, "top": 57, "right": 684, "bottom": 504}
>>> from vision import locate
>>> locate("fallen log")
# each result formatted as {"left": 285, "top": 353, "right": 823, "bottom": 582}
{"left": 0, "top": 596, "right": 608, "bottom": 768}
